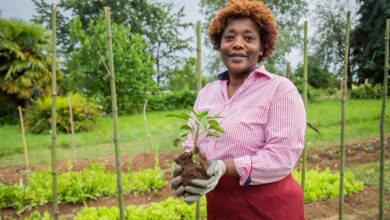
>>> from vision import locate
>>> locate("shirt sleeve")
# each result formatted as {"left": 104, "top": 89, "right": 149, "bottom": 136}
{"left": 233, "top": 88, "right": 306, "bottom": 186}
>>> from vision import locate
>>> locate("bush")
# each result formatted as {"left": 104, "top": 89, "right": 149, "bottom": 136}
{"left": 350, "top": 83, "right": 383, "bottom": 99}
{"left": 24, "top": 94, "right": 101, "bottom": 134}
{"left": 147, "top": 90, "right": 197, "bottom": 111}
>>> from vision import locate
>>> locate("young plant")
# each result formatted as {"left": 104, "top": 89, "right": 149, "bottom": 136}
{"left": 168, "top": 109, "right": 225, "bottom": 165}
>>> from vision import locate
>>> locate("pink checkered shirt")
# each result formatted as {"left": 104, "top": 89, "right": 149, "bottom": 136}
{"left": 183, "top": 66, "right": 306, "bottom": 186}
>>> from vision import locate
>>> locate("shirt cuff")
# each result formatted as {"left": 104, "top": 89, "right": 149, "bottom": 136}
{"left": 233, "top": 155, "right": 253, "bottom": 186}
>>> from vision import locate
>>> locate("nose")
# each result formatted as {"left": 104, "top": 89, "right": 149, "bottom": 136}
{"left": 232, "top": 36, "right": 244, "bottom": 50}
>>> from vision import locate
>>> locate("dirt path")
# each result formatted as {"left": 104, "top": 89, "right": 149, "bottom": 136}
{"left": 1, "top": 137, "right": 389, "bottom": 219}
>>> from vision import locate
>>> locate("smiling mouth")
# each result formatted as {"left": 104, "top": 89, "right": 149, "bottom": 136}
{"left": 229, "top": 53, "right": 247, "bottom": 58}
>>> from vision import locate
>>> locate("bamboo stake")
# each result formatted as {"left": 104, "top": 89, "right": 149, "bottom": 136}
{"left": 339, "top": 11, "right": 351, "bottom": 220}
{"left": 143, "top": 100, "right": 153, "bottom": 153}
{"left": 18, "top": 106, "right": 30, "bottom": 170}
{"left": 68, "top": 96, "right": 77, "bottom": 163}
{"left": 51, "top": 3, "right": 59, "bottom": 220}
{"left": 104, "top": 7, "right": 124, "bottom": 220}
{"left": 285, "top": 61, "right": 291, "bottom": 79}
{"left": 379, "top": 18, "right": 389, "bottom": 220}
{"left": 195, "top": 20, "right": 202, "bottom": 220}
{"left": 301, "top": 21, "right": 308, "bottom": 193}
{"left": 196, "top": 20, "right": 202, "bottom": 92}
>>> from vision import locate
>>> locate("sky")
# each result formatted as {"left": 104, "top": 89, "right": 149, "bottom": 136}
{"left": 0, "top": 0, "right": 303, "bottom": 75}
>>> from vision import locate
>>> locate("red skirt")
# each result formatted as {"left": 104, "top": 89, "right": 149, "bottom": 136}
{"left": 206, "top": 174, "right": 304, "bottom": 220}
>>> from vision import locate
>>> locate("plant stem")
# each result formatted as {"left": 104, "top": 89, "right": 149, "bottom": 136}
{"left": 339, "top": 11, "right": 351, "bottom": 220}
{"left": 68, "top": 96, "right": 77, "bottom": 163}
{"left": 51, "top": 4, "right": 58, "bottom": 220}
{"left": 104, "top": 7, "right": 124, "bottom": 220}
{"left": 301, "top": 20, "right": 308, "bottom": 194}
{"left": 379, "top": 18, "right": 389, "bottom": 220}
{"left": 18, "top": 106, "right": 29, "bottom": 170}
{"left": 143, "top": 100, "right": 153, "bottom": 153}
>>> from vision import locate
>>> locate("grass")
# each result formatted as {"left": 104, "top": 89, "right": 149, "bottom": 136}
{"left": 0, "top": 99, "right": 389, "bottom": 167}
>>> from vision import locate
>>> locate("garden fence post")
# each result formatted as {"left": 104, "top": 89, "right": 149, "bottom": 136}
{"left": 301, "top": 21, "right": 308, "bottom": 194}
{"left": 196, "top": 19, "right": 202, "bottom": 220}
{"left": 18, "top": 106, "right": 29, "bottom": 170}
{"left": 285, "top": 61, "right": 290, "bottom": 79}
{"left": 68, "top": 95, "right": 77, "bottom": 163}
{"left": 51, "top": 3, "right": 59, "bottom": 220}
{"left": 104, "top": 7, "right": 125, "bottom": 220}
{"left": 379, "top": 18, "right": 389, "bottom": 220}
{"left": 339, "top": 11, "right": 351, "bottom": 220}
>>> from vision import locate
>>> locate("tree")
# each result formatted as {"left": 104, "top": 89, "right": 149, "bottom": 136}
{"left": 350, "top": 0, "right": 390, "bottom": 84}
{"left": 65, "top": 16, "right": 156, "bottom": 113}
{"left": 294, "top": 56, "right": 339, "bottom": 89}
{"left": 32, "top": 0, "right": 193, "bottom": 88}
{"left": 0, "top": 18, "right": 62, "bottom": 108}
{"left": 199, "top": 0, "right": 308, "bottom": 75}
{"left": 167, "top": 58, "right": 197, "bottom": 91}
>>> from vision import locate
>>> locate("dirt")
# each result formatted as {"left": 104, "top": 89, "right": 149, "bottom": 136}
{"left": 1, "top": 137, "right": 390, "bottom": 219}
{"left": 174, "top": 151, "right": 209, "bottom": 187}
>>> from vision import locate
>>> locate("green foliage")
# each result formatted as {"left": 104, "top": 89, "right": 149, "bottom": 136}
{"left": 146, "top": 90, "right": 197, "bottom": 112}
{"left": 0, "top": 162, "right": 166, "bottom": 211}
{"left": 351, "top": 0, "right": 390, "bottom": 84}
{"left": 24, "top": 211, "right": 52, "bottom": 220}
{"left": 294, "top": 56, "right": 339, "bottom": 89}
{"left": 350, "top": 83, "right": 383, "bottom": 99}
{"left": 166, "top": 58, "right": 197, "bottom": 91}
{"left": 292, "top": 168, "right": 364, "bottom": 203}
{"left": 65, "top": 16, "right": 156, "bottom": 113}
{"left": 74, "top": 197, "right": 207, "bottom": 220}
{"left": 24, "top": 94, "right": 101, "bottom": 134}
{"left": 0, "top": 18, "right": 62, "bottom": 115}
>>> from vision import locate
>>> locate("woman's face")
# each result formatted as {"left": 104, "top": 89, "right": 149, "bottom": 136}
{"left": 220, "top": 17, "right": 262, "bottom": 76}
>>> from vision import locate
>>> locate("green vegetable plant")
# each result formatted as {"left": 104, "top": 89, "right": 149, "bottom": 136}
{"left": 168, "top": 109, "right": 225, "bottom": 165}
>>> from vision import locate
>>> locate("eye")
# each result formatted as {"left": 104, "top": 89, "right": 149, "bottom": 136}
{"left": 245, "top": 35, "right": 254, "bottom": 41}
{"left": 224, "top": 34, "right": 234, "bottom": 41}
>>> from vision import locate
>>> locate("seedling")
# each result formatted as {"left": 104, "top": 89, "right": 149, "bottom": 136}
{"left": 167, "top": 109, "right": 225, "bottom": 165}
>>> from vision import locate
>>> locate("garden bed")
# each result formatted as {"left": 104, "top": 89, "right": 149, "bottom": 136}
{"left": 1, "top": 137, "right": 389, "bottom": 219}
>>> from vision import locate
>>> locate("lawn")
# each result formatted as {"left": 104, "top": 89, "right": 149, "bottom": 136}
{"left": 0, "top": 99, "right": 389, "bottom": 167}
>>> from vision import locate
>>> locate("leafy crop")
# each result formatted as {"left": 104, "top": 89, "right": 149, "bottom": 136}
{"left": 292, "top": 168, "right": 363, "bottom": 203}
{"left": 0, "top": 162, "right": 166, "bottom": 211}
{"left": 168, "top": 109, "right": 224, "bottom": 164}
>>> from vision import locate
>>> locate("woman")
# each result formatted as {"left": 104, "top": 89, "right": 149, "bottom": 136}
{"left": 171, "top": 0, "right": 306, "bottom": 219}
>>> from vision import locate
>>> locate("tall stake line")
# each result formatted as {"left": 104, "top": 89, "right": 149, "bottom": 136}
{"left": 51, "top": 3, "right": 59, "bottom": 220}
{"left": 339, "top": 11, "right": 351, "bottom": 220}
{"left": 104, "top": 7, "right": 125, "bottom": 220}
{"left": 379, "top": 18, "right": 389, "bottom": 220}
{"left": 195, "top": 20, "right": 202, "bottom": 220}
{"left": 301, "top": 21, "right": 308, "bottom": 193}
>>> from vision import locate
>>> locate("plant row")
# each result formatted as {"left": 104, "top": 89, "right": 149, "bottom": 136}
{"left": 18, "top": 168, "right": 363, "bottom": 219}
{"left": 0, "top": 162, "right": 166, "bottom": 212}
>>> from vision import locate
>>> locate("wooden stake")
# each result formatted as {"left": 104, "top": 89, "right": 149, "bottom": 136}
{"left": 286, "top": 61, "right": 291, "bottom": 79}
{"left": 68, "top": 96, "right": 77, "bottom": 163}
{"left": 301, "top": 20, "right": 308, "bottom": 194}
{"left": 18, "top": 106, "right": 29, "bottom": 170}
{"left": 196, "top": 20, "right": 202, "bottom": 92}
{"left": 339, "top": 11, "right": 351, "bottom": 220}
{"left": 143, "top": 100, "right": 153, "bottom": 153}
{"left": 51, "top": 3, "right": 59, "bottom": 220}
{"left": 104, "top": 7, "right": 124, "bottom": 220}
{"left": 379, "top": 18, "right": 389, "bottom": 220}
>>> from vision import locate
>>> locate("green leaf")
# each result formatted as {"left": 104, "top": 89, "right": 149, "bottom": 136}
{"left": 208, "top": 120, "right": 219, "bottom": 126}
{"left": 191, "top": 108, "right": 199, "bottom": 117}
{"left": 198, "top": 110, "right": 209, "bottom": 120}
{"left": 180, "top": 125, "right": 192, "bottom": 131}
{"left": 173, "top": 138, "right": 181, "bottom": 147}
{"left": 199, "top": 120, "right": 207, "bottom": 131}
{"left": 211, "top": 114, "right": 223, "bottom": 119}
{"left": 209, "top": 124, "right": 225, "bottom": 134}
{"left": 206, "top": 132, "right": 221, "bottom": 137}
{"left": 179, "top": 130, "right": 190, "bottom": 137}
{"left": 166, "top": 113, "right": 191, "bottom": 120}
{"left": 191, "top": 154, "right": 201, "bottom": 165}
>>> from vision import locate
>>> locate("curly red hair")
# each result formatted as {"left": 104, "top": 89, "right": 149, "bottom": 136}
{"left": 208, "top": 0, "right": 278, "bottom": 63}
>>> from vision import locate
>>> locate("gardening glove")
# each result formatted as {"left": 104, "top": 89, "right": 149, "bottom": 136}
{"left": 170, "top": 165, "right": 185, "bottom": 197}
{"left": 183, "top": 192, "right": 202, "bottom": 205}
{"left": 184, "top": 160, "right": 226, "bottom": 196}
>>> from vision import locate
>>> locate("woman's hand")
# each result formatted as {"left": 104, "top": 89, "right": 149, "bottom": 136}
{"left": 185, "top": 160, "right": 226, "bottom": 196}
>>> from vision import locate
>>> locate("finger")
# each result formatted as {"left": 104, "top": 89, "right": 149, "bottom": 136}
{"left": 170, "top": 176, "right": 182, "bottom": 189}
{"left": 206, "top": 160, "right": 217, "bottom": 176}
{"left": 175, "top": 186, "right": 185, "bottom": 197}
{"left": 184, "top": 193, "right": 202, "bottom": 205}
{"left": 172, "top": 165, "right": 182, "bottom": 177}
{"left": 184, "top": 185, "right": 208, "bottom": 195}
{"left": 191, "top": 176, "right": 217, "bottom": 188}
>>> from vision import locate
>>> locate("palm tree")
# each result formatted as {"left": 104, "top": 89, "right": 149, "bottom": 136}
{"left": 0, "top": 18, "right": 61, "bottom": 107}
